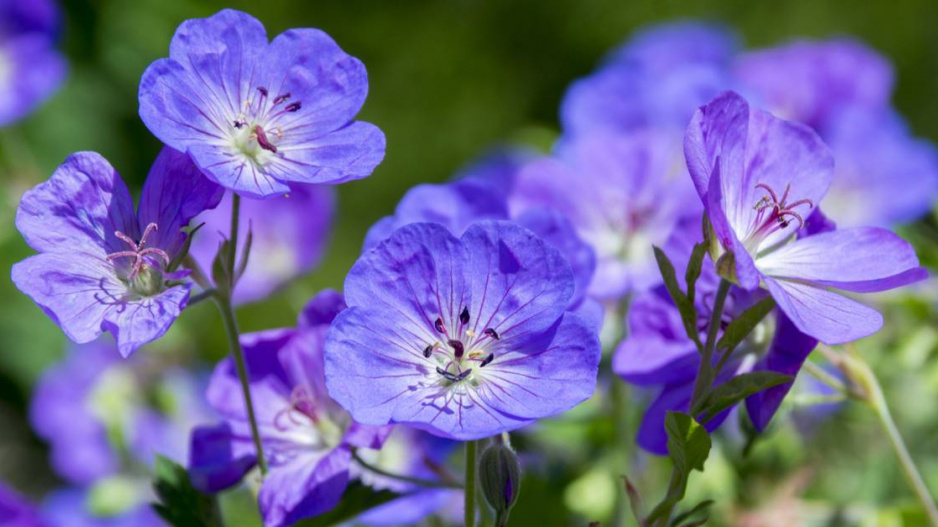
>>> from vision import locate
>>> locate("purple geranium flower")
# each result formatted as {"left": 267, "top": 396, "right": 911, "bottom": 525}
{"left": 190, "top": 290, "right": 390, "bottom": 527}
{"left": 0, "top": 0, "right": 67, "bottom": 126}
{"left": 685, "top": 91, "right": 926, "bottom": 345}
{"left": 324, "top": 221, "right": 601, "bottom": 440}
{"left": 509, "top": 131, "right": 699, "bottom": 300}
{"left": 191, "top": 185, "right": 335, "bottom": 304}
{"left": 139, "top": 9, "right": 385, "bottom": 198}
{"left": 30, "top": 339, "right": 213, "bottom": 484}
{"left": 12, "top": 148, "right": 222, "bottom": 356}
{"left": 42, "top": 488, "right": 163, "bottom": 527}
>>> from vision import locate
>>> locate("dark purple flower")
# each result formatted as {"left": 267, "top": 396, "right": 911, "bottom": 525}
{"left": 190, "top": 290, "right": 390, "bottom": 527}
{"left": 324, "top": 221, "right": 601, "bottom": 440}
{"left": 509, "top": 131, "right": 699, "bottom": 300}
{"left": 12, "top": 149, "right": 223, "bottom": 356}
{"left": 685, "top": 91, "right": 926, "bottom": 345}
{"left": 41, "top": 488, "right": 163, "bottom": 527}
{"left": 191, "top": 185, "right": 335, "bottom": 304}
{"left": 30, "top": 339, "right": 213, "bottom": 484}
{"left": 0, "top": 482, "right": 47, "bottom": 527}
{"left": 138, "top": 9, "right": 385, "bottom": 198}
{"left": 0, "top": 0, "right": 67, "bottom": 126}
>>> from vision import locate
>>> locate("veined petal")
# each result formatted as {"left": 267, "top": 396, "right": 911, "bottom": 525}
{"left": 684, "top": 90, "right": 749, "bottom": 201}
{"left": 16, "top": 152, "right": 136, "bottom": 256}
{"left": 258, "top": 447, "right": 351, "bottom": 527}
{"left": 267, "top": 120, "right": 386, "bottom": 186}
{"left": 102, "top": 283, "right": 192, "bottom": 357}
{"left": 186, "top": 143, "right": 291, "bottom": 198}
{"left": 168, "top": 9, "right": 268, "bottom": 66}
{"left": 764, "top": 276, "right": 883, "bottom": 345}
{"left": 757, "top": 227, "right": 926, "bottom": 292}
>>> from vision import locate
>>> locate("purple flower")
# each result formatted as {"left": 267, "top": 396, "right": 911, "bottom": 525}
{"left": 324, "top": 221, "right": 601, "bottom": 440}
{"left": 41, "top": 488, "right": 163, "bottom": 527}
{"left": 0, "top": 482, "right": 47, "bottom": 527}
{"left": 685, "top": 91, "right": 926, "bottom": 345}
{"left": 30, "top": 339, "right": 214, "bottom": 484}
{"left": 509, "top": 131, "right": 699, "bottom": 300}
{"left": 191, "top": 185, "right": 335, "bottom": 304}
{"left": 12, "top": 148, "right": 223, "bottom": 357}
{"left": 0, "top": 0, "right": 67, "bottom": 126}
{"left": 138, "top": 9, "right": 385, "bottom": 198}
{"left": 561, "top": 22, "right": 737, "bottom": 137}
{"left": 190, "top": 290, "right": 390, "bottom": 527}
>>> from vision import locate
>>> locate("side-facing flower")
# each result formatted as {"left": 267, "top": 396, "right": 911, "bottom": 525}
{"left": 189, "top": 290, "right": 390, "bottom": 527}
{"left": 0, "top": 0, "right": 67, "bottom": 126}
{"left": 191, "top": 185, "right": 335, "bottom": 304}
{"left": 139, "top": 9, "right": 385, "bottom": 198}
{"left": 510, "top": 131, "right": 699, "bottom": 300}
{"left": 684, "top": 91, "right": 926, "bottom": 345}
{"left": 12, "top": 149, "right": 222, "bottom": 356}
{"left": 325, "top": 221, "right": 601, "bottom": 440}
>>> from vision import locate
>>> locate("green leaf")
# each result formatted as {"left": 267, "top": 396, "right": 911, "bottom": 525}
{"left": 623, "top": 476, "right": 645, "bottom": 526}
{"left": 211, "top": 238, "right": 232, "bottom": 295}
{"left": 684, "top": 242, "right": 708, "bottom": 305}
{"left": 645, "top": 413, "right": 712, "bottom": 523}
{"left": 715, "top": 296, "right": 776, "bottom": 353}
{"left": 692, "top": 371, "right": 793, "bottom": 423}
{"left": 670, "top": 499, "right": 714, "bottom": 526}
{"left": 293, "top": 482, "right": 402, "bottom": 527}
{"left": 653, "top": 246, "right": 702, "bottom": 350}
{"left": 151, "top": 455, "right": 222, "bottom": 527}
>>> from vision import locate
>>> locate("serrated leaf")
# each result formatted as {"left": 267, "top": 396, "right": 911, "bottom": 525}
{"left": 151, "top": 455, "right": 221, "bottom": 527}
{"left": 692, "top": 371, "right": 793, "bottom": 423}
{"left": 653, "top": 246, "right": 702, "bottom": 350}
{"left": 715, "top": 296, "right": 775, "bottom": 353}
{"left": 293, "top": 482, "right": 402, "bottom": 527}
{"left": 684, "top": 242, "right": 708, "bottom": 305}
{"left": 670, "top": 499, "right": 714, "bottom": 526}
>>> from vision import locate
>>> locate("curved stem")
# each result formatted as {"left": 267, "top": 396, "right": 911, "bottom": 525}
{"left": 351, "top": 450, "right": 463, "bottom": 490}
{"left": 465, "top": 440, "right": 478, "bottom": 527}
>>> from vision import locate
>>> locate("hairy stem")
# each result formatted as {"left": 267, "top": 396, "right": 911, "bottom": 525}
{"left": 465, "top": 440, "right": 478, "bottom": 527}
{"left": 352, "top": 450, "right": 463, "bottom": 489}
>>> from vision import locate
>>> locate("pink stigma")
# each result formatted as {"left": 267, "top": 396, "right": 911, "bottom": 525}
{"left": 106, "top": 222, "right": 171, "bottom": 279}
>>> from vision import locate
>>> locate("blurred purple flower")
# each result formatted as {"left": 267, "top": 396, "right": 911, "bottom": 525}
{"left": 325, "top": 221, "right": 601, "bottom": 440}
{"left": 12, "top": 149, "right": 222, "bottom": 357}
{"left": 30, "top": 339, "right": 213, "bottom": 485}
{"left": 191, "top": 186, "right": 335, "bottom": 304}
{"left": 190, "top": 290, "right": 390, "bottom": 527}
{"left": 685, "top": 91, "right": 926, "bottom": 345}
{"left": 42, "top": 489, "right": 163, "bottom": 527}
{"left": 0, "top": 482, "right": 47, "bottom": 527}
{"left": 509, "top": 131, "right": 699, "bottom": 300}
{"left": 0, "top": 0, "right": 67, "bottom": 126}
{"left": 138, "top": 9, "right": 385, "bottom": 198}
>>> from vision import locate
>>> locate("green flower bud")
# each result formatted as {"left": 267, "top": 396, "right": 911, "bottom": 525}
{"left": 479, "top": 443, "right": 522, "bottom": 527}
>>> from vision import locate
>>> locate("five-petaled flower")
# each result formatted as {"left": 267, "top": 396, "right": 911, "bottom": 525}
{"left": 685, "top": 90, "right": 927, "bottom": 344}
{"left": 324, "top": 221, "right": 601, "bottom": 441}
{"left": 139, "top": 9, "right": 386, "bottom": 198}
{"left": 189, "top": 290, "right": 391, "bottom": 527}
{"left": 11, "top": 148, "right": 222, "bottom": 357}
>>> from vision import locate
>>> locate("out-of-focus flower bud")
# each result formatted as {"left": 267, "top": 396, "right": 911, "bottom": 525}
{"left": 479, "top": 442, "right": 522, "bottom": 527}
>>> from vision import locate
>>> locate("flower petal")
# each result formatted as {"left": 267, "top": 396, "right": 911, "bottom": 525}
{"left": 16, "top": 152, "right": 136, "bottom": 256}
{"left": 258, "top": 447, "right": 351, "bottom": 527}
{"left": 0, "top": 34, "right": 67, "bottom": 126}
{"left": 613, "top": 292, "right": 699, "bottom": 386}
{"left": 189, "top": 423, "right": 257, "bottom": 493}
{"left": 764, "top": 276, "right": 883, "bottom": 345}
{"left": 101, "top": 283, "right": 192, "bottom": 357}
{"left": 265, "top": 120, "right": 386, "bottom": 187}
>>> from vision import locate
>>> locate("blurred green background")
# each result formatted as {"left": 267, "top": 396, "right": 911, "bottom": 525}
{"left": 2, "top": 0, "right": 938, "bottom": 525}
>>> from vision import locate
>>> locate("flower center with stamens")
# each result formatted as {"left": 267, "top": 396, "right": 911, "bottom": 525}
{"left": 272, "top": 385, "right": 343, "bottom": 450}
{"left": 229, "top": 86, "right": 303, "bottom": 165}
{"left": 423, "top": 307, "right": 499, "bottom": 388}
{"left": 742, "top": 182, "right": 813, "bottom": 253}
{"left": 106, "top": 222, "right": 171, "bottom": 296}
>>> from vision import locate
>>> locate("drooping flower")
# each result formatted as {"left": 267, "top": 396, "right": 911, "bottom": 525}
{"left": 0, "top": 0, "right": 67, "bottom": 126}
{"left": 508, "top": 130, "right": 699, "bottom": 300}
{"left": 684, "top": 90, "right": 926, "bottom": 345}
{"left": 30, "top": 339, "right": 213, "bottom": 484}
{"left": 138, "top": 9, "right": 385, "bottom": 198}
{"left": 189, "top": 290, "right": 391, "bottom": 527}
{"left": 12, "top": 149, "right": 223, "bottom": 356}
{"left": 324, "top": 221, "right": 601, "bottom": 440}
{"left": 191, "top": 185, "right": 335, "bottom": 304}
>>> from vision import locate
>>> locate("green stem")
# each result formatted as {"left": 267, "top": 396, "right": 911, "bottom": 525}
{"left": 688, "top": 279, "right": 731, "bottom": 409}
{"left": 465, "top": 440, "right": 478, "bottom": 527}
{"left": 351, "top": 450, "right": 463, "bottom": 489}
{"left": 848, "top": 356, "right": 938, "bottom": 526}
{"left": 228, "top": 194, "right": 241, "bottom": 290}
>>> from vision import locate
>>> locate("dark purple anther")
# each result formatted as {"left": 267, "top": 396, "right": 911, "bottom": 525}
{"left": 422, "top": 344, "right": 433, "bottom": 358}
{"left": 436, "top": 366, "right": 462, "bottom": 383}
{"left": 449, "top": 339, "right": 465, "bottom": 359}
{"left": 253, "top": 125, "right": 278, "bottom": 153}
{"left": 480, "top": 353, "right": 494, "bottom": 368}
{"left": 257, "top": 86, "right": 269, "bottom": 97}
{"left": 285, "top": 102, "right": 302, "bottom": 112}
{"left": 434, "top": 317, "right": 446, "bottom": 333}
{"left": 273, "top": 92, "right": 292, "bottom": 105}
{"left": 460, "top": 306, "right": 470, "bottom": 325}
{"left": 484, "top": 328, "right": 500, "bottom": 340}
{"left": 456, "top": 369, "right": 472, "bottom": 381}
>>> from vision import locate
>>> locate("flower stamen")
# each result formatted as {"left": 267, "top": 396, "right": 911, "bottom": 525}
{"left": 106, "top": 222, "right": 170, "bottom": 280}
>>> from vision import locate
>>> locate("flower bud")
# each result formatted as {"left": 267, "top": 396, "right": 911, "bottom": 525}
{"left": 479, "top": 442, "right": 522, "bottom": 527}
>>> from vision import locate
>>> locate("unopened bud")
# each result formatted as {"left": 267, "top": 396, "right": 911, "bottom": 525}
{"left": 479, "top": 443, "right": 522, "bottom": 527}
